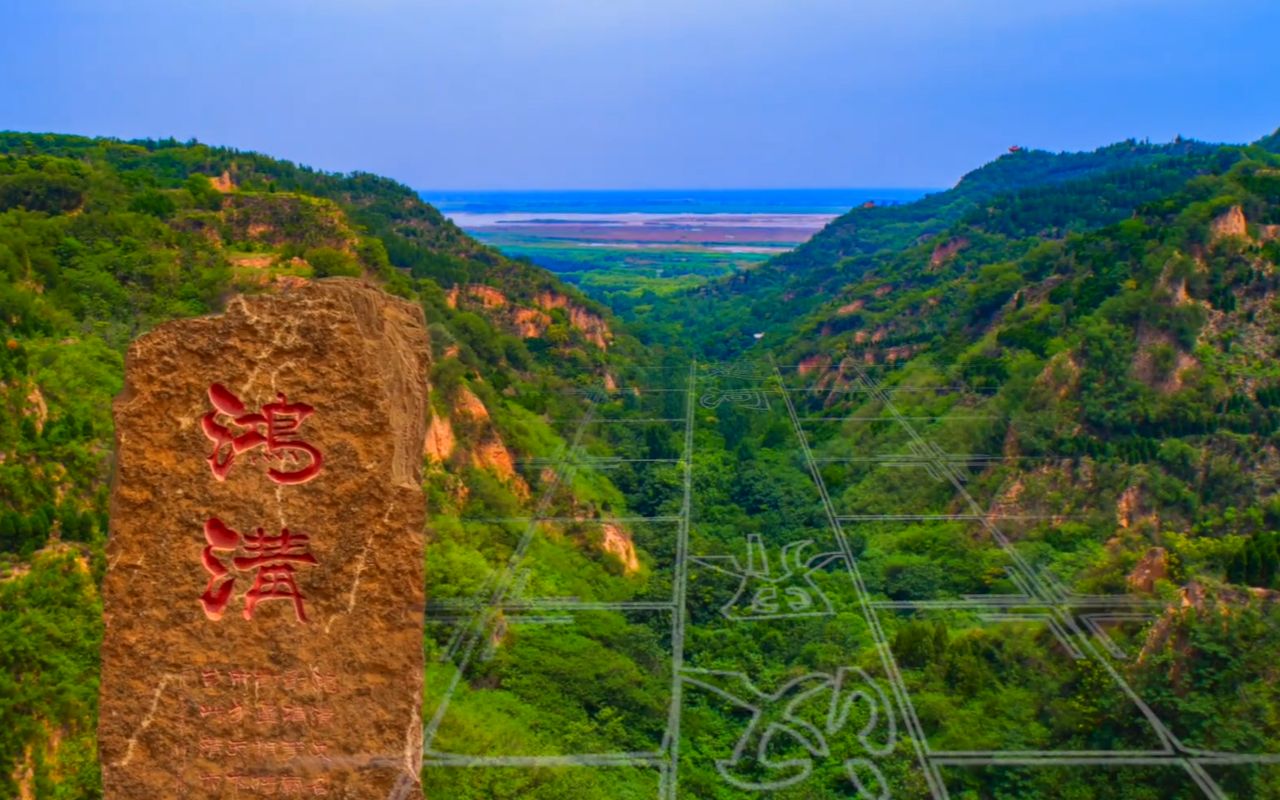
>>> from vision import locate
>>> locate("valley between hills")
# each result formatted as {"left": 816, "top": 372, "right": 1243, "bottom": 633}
{"left": 4, "top": 128, "right": 1280, "bottom": 798}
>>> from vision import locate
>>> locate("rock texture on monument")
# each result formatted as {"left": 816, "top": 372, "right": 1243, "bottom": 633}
{"left": 99, "top": 279, "right": 429, "bottom": 800}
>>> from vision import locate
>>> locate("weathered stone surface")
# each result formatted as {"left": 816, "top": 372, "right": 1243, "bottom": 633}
{"left": 99, "top": 279, "right": 429, "bottom": 800}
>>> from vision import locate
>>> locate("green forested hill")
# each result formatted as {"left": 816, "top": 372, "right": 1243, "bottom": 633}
{"left": 775, "top": 135, "right": 1280, "bottom": 538}
{"left": 748, "top": 137, "right": 1280, "bottom": 795}
{"left": 7, "top": 128, "right": 1280, "bottom": 800}
{"left": 742, "top": 131, "right": 1280, "bottom": 612}
{"left": 606, "top": 128, "right": 1280, "bottom": 798}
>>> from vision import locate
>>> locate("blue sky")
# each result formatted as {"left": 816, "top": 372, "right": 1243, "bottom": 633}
{"left": 3, "top": 0, "right": 1278, "bottom": 189}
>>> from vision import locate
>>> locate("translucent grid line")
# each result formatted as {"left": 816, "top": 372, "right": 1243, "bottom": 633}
{"left": 819, "top": 361, "right": 1237, "bottom": 799}
{"left": 659, "top": 362, "right": 697, "bottom": 800}
{"left": 769, "top": 354, "right": 952, "bottom": 799}
{"left": 421, "top": 359, "right": 1271, "bottom": 798}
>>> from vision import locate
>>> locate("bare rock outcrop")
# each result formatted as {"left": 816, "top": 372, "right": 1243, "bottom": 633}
{"left": 1126, "top": 547, "right": 1169, "bottom": 593}
{"left": 1210, "top": 205, "right": 1248, "bottom": 241}
{"left": 600, "top": 522, "right": 640, "bottom": 574}
{"left": 929, "top": 236, "right": 969, "bottom": 269}
{"left": 535, "top": 291, "right": 612, "bottom": 349}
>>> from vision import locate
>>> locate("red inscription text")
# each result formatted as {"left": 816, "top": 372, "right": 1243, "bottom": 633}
{"left": 202, "top": 384, "right": 323, "bottom": 485}
{"left": 200, "top": 519, "right": 318, "bottom": 622}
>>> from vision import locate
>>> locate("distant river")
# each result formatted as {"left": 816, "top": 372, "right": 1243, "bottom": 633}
{"left": 420, "top": 188, "right": 933, "bottom": 249}
{"left": 416, "top": 188, "right": 935, "bottom": 296}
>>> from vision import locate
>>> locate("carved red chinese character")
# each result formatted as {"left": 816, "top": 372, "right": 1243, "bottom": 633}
{"left": 201, "top": 383, "right": 324, "bottom": 484}
{"left": 237, "top": 527, "right": 319, "bottom": 622}
{"left": 199, "top": 518, "right": 319, "bottom": 622}
{"left": 200, "top": 518, "right": 240, "bottom": 619}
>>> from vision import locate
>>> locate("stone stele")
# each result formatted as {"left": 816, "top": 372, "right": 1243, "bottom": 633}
{"left": 99, "top": 279, "right": 429, "bottom": 800}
